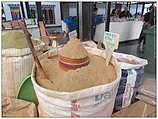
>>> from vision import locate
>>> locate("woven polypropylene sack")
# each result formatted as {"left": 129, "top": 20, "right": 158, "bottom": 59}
{"left": 32, "top": 47, "right": 121, "bottom": 117}
{"left": 112, "top": 52, "right": 147, "bottom": 110}
{"left": 2, "top": 43, "right": 44, "bottom": 98}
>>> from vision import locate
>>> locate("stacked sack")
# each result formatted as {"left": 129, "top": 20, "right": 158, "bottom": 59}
{"left": 79, "top": 42, "right": 149, "bottom": 112}
{"left": 112, "top": 52, "right": 148, "bottom": 111}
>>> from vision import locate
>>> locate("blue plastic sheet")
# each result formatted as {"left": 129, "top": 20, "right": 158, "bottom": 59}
{"left": 63, "top": 16, "right": 105, "bottom": 31}
{"left": 63, "top": 16, "right": 78, "bottom": 32}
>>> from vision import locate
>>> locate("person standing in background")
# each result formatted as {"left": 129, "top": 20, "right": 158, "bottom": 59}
{"left": 111, "top": 9, "right": 116, "bottom": 16}
{"left": 119, "top": 6, "right": 132, "bottom": 18}
{"left": 111, "top": 8, "right": 121, "bottom": 17}
{"left": 143, "top": 5, "right": 156, "bottom": 26}
{"left": 91, "top": 7, "right": 98, "bottom": 42}
{"left": 144, "top": 8, "right": 150, "bottom": 23}
{"left": 148, "top": 5, "right": 156, "bottom": 26}
{"left": 138, "top": 5, "right": 156, "bottom": 51}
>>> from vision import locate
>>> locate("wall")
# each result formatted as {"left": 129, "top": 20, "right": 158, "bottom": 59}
{"left": 27, "top": 1, "right": 62, "bottom": 25}
{"left": 96, "top": 3, "right": 105, "bottom": 15}
{"left": 69, "top": 7, "right": 77, "bottom": 16}
{"left": 62, "top": 4, "right": 69, "bottom": 18}
{"left": 61, "top": 3, "right": 77, "bottom": 17}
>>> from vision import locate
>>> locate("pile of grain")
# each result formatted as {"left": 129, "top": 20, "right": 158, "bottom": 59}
{"left": 2, "top": 31, "right": 40, "bottom": 49}
{"left": 59, "top": 39, "right": 88, "bottom": 59}
{"left": 36, "top": 39, "right": 117, "bottom": 92}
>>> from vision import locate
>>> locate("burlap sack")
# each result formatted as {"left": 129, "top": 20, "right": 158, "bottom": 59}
{"left": 2, "top": 97, "right": 37, "bottom": 117}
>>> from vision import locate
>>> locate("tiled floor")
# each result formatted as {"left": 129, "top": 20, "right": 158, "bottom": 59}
{"left": 117, "top": 40, "right": 143, "bottom": 57}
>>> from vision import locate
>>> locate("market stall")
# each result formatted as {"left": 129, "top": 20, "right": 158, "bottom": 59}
{"left": 1, "top": 1, "right": 156, "bottom": 118}
{"left": 110, "top": 21, "right": 144, "bottom": 42}
{"left": 94, "top": 20, "right": 144, "bottom": 42}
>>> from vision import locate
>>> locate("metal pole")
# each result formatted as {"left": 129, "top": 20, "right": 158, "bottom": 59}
{"left": 25, "top": 2, "right": 31, "bottom": 18}
{"left": 82, "top": 2, "right": 93, "bottom": 41}
{"left": 77, "top": 2, "right": 79, "bottom": 38}
{"left": 78, "top": 2, "right": 93, "bottom": 41}
{"left": 78, "top": 2, "right": 83, "bottom": 41}
{"left": 89, "top": 3, "right": 93, "bottom": 41}
{"left": 127, "top": 2, "right": 129, "bottom": 7}
{"left": 97, "top": 2, "right": 108, "bottom": 49}
{"left": 105, "top": 2, "right": 111, "bottom": 31}
{"left": 104, "top": 2, "right": 108, "bottom": 29}
{"left": 141, "top": 2, "right": 145, "bottom": 16}
{"left": 115, "top": 2, "right": 117, "bottom": 8}
{"left": 20, "top": 2, "right": 25, "bottom": 19}
{"left": 135, "top": 3, "right": 138, "bottom": 18}
{"left": 129, "top": 2, "right": 131, "bottom": 12}
{"left": 36, "top": 2, "right": 43, "bottom": 22}
{"left": 60, "top": 2, "right": 63, "bottom": 20}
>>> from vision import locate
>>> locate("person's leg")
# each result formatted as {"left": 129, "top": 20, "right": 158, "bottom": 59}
{"left": 139, "top": 25, "right": 145, "bottom": 46}
{"left": 91, "top": 28, "right": 95, "bottom": 40}
{"left": 91, "top": 28, "right": 98, "bottom": 44}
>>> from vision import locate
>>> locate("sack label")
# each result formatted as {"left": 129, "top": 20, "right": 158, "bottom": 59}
{"left": 122, "top": 69, "right": 137, "bottom": 108}
{"left": 103, "top": 32, "right": 119, "bottom": 50}
{"left": 95, "top": 92, "right": 112, "bottom": 104}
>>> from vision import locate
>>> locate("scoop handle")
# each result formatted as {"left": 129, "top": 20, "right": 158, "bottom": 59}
{"left": 19, "top": 22, "right": 48, "bottom": 80}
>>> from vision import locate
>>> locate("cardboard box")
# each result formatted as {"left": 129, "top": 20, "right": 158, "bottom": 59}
{"left": 112, "top": 101, "right": 156, "bottom": 117}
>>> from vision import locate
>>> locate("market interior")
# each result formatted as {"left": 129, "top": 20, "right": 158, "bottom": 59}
{"left": 1, "top": 1, "right": 156, "bottom": 117}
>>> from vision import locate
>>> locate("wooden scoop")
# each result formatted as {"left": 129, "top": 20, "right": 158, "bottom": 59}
{"left": 19, "top": 22, "right": 48, "bottom": 80}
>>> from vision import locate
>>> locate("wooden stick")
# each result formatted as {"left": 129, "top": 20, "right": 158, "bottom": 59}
{"left": 19, "top": 22, "right": 48, "bottom": 80}
{"left": 105, "top": 49, "right": 113, "bottom": 66}
{"left": 97, "top": 40, "right": 103, "bottom": 49}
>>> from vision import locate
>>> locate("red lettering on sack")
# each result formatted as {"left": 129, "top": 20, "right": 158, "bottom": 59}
{"left": 71, "top": 100, "right": 80, "bottom": 111}
{"left": 123, "top": 83, "right": 132, "bottom": 104}
{"left": 71, "top": 112, "right": 80, "bottom": 117}
{"left": 71, "top": 100, "right": 77, "bottom": 103}
{"left": 125, "top": 83, "right": 131, "bottom": 96}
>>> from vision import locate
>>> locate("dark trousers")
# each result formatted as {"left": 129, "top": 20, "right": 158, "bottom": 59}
{"left": 139, "top": 23, "right": 149, "bottom": 45}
